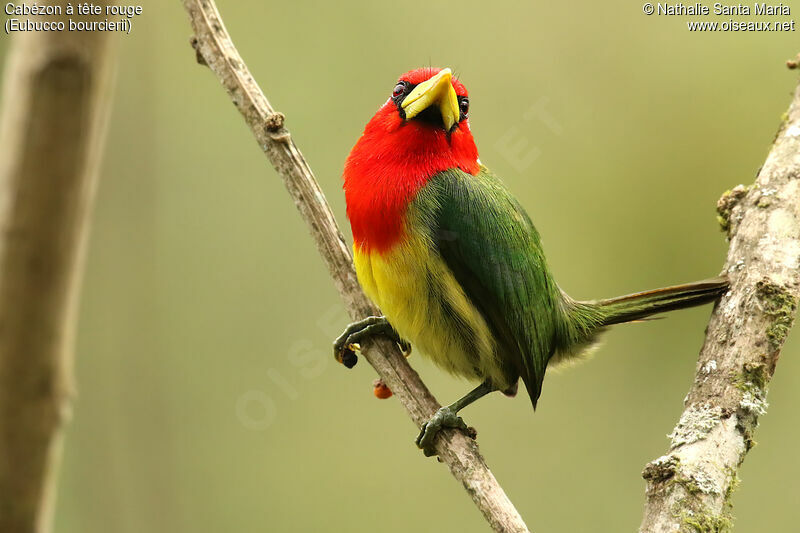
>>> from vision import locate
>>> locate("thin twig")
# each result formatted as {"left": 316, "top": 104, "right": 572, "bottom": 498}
{"left": 180, "top": 1, "right": 530, "bottom": 532}
{"left": 639, "top": 76, "right": 800, "bottom": 531}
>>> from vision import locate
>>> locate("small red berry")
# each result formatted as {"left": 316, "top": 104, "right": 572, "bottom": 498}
{"left": 372, "top": 378, "right": 393, "bottom": 399}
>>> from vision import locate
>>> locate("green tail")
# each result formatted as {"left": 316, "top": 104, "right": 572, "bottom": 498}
{"left": 593, "top": 276, "right": 729, "bottom": 326}
{"left": 558, "top": 276, "right": 729, "bottom": 354}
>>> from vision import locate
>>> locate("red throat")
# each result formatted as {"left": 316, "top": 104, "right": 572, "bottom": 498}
{"left": 343, "top": 70, "right": 479, "bottom": 253}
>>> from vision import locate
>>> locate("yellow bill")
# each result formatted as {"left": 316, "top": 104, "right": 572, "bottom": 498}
{"left": 401, "top": 68, "right": 461, "bottom": 130}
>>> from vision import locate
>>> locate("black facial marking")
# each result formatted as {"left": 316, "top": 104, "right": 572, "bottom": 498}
{"left": 415, "top": 106, "right": 447, "bottom": 127}
{"left": 391, "top": 81, "right": 415, "bottom": 119}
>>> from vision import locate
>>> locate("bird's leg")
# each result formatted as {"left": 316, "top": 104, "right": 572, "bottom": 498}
{"left": 416, "top": 380, "right": 496, "bottom": 457}
{"left": 332, "top": 315, "right": 411, "bottom": 369}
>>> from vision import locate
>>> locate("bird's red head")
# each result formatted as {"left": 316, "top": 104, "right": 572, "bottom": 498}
{"left": 344, "top": 67, "right": 480, "bottom": 251}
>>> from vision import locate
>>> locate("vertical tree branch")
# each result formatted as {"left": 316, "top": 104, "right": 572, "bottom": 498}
{"left": 639, "top": 78, "right": 800, "bottom": 531}
{"left": 0, "top": 6, "right": 115, "bottom": 533}
{"left": 181, "top": 1, "right": 530, "bottom": 532}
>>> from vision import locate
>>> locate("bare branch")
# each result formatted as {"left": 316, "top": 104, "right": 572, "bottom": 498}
{"left": 0, "top": 9, "right": 115, "bottom": 533}
{"left": 180, "top": 1, "right": 530, "bottom": 532}
{"left": 639, "top": 77, "right": 800, "bottom": 531}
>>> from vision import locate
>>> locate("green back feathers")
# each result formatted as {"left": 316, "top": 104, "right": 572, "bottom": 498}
{"left": 415, "top": 167, "right": 565, "bottom": 407}
{"left": 411, "top": 167, "right": 728, "bottom": 409}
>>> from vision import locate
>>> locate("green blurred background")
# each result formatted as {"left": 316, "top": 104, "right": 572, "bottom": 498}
{"left": 2, "top": 1, "right": 799, "bottom": 531}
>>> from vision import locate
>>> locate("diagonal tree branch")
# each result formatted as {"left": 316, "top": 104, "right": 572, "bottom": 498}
{"left": 639, "top": 77, "right": 800, "bottom": 531}
{"left": 181, "top": 1, "right": 530, "bottom": 532}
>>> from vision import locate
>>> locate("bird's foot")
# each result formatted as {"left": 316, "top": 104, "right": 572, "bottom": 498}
{"left": 333, "top": 315, "right": 411, "bottom": 368}
{"left": 415, "top": 406, "right": 470, "bottom": 457}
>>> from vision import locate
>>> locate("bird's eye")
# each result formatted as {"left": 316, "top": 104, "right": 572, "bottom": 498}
{"left": 392, "top": 82, "right": 406, "bottom": 98}
{"left": 459, "top": 97, "right": 470, "bottom": 116}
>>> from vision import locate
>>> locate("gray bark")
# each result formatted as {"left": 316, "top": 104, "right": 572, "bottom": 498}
{"left": 0, "top": 8, "right": 115, "bottom": 533}
{"left": 639, "top": 80, "right": 800, "bottom": 532}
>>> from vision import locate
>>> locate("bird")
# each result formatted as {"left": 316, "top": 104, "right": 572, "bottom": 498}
{"left": 334, "top": 67, "right": 728, "bottom": 456}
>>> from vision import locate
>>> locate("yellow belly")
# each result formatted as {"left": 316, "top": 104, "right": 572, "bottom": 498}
{"left": 353, "top": 234, "right": 509, "bottom": 388}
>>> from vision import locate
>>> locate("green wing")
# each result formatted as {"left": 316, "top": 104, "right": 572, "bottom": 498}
{"left": 421, "top": 166, "right": 563, "bottom": 407}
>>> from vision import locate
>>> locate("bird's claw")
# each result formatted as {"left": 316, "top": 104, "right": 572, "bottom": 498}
{"left": 398, "top": 337, "right": 412, "bottom": 356}
{"left": 415, "top": 406, "right": 469, "bottom": 457}
{"left": 333, "top": 316, "right": 410, "bottom": 368}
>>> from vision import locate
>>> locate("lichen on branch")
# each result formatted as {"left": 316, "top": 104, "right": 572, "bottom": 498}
{"left": 639, "top": 70, "right": 800, "bottom": 532}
